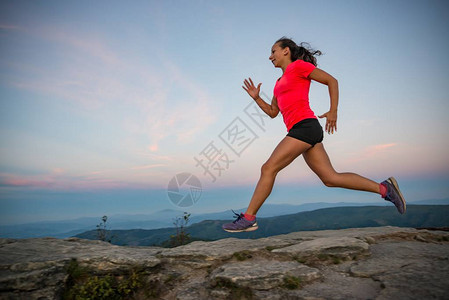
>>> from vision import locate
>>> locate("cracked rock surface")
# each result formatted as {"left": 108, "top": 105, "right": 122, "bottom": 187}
{"left": 211, "top": 260, "right": 321, "bottom": 290}
{"left": 1, "top": 226, "right": 448, "bottom": 299}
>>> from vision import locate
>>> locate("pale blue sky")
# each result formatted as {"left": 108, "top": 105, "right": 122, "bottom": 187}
{"left": 1, "top": 0, "right": 448, "bottom": 224}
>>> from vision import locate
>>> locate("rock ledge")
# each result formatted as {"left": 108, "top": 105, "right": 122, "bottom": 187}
{"left": 1, "top": 226, "right": 448, "bottom": 299}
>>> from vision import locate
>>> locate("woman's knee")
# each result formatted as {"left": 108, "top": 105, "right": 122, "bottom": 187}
{"left": 320, "top": 173, "right": 339, "bottom": 187}
{"left": 261, "top": 161, "right": 279, "bottom": 176}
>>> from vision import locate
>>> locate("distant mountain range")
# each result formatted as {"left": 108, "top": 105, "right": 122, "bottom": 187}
{"left": 75, "top": 205, "right": 449, "bottom": 247}
{"left": 1, "top": 198, "right": 448, "bottom": 239}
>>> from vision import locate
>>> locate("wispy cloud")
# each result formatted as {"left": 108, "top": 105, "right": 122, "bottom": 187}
{"left": 4, "top": 23, "right": 120, "bottom": 65}
{"left": 132, "top": 150, "right": 174, "bottom": 162}
{"left": 2, "top": 22, "right": 218, "bottom": 162}
{"left": 0, "top": 168, "right": 160, "bottom": 190}
{"left": 164, "top": 60, "right": 217, "bottom": 142}
{"left": 132, "top": 59, "right": 218, "bottom": 155}
{"left": 2, "top": 25, "right": 123, "bottom": 110}
{"left": 0, "top": 174, "right": 48, "bottom": 188}
{"left": 0, "top": 24, "right": 22, "bottom": 31}
{"left": 370, "top": 143, "right": 397, "bottom": 152}
{"left": 345, "top": 143, "right": 398, "bottom": 164}
{"left": 131, "top": 164, "right": 166, "bottom": 170}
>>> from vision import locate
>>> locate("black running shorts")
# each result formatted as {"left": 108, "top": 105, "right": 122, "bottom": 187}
{"left": 286, "top": 118, "right": 324, "bottom": 146}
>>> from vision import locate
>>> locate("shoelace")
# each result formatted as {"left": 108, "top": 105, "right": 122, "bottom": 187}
{"left": 231, "top": 210, "right": 243, "bottom": 223}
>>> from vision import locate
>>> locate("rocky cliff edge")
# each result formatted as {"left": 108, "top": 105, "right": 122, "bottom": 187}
{"left": 1, "top": 226, "right": 448, "bottom": 299}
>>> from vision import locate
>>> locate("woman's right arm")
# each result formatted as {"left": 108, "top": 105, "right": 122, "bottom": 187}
{"left": 242, "top": 77, "right": 279, "bottom": 118}
{"left": 254, "top": 95, "right": 279, "bottom": 118}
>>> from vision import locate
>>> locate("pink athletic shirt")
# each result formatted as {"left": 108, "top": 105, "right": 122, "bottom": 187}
{"left": 273, "top": 59, "right": 317, "bottom": 131}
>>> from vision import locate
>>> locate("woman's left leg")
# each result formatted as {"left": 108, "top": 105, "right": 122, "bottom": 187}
{"left": 303, "top": 143, "right": 380, "bottom": 193}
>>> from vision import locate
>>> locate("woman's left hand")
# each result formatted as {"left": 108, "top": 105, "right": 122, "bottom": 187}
{"left": 318, "top": 110, "right": 337, "bottom": 134}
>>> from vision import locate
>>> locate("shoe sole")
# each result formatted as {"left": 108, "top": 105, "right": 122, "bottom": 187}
{"left": 388, "top": 177, "right": 406, "bottom": 214}
{"left": 223, "top": 222, "right": 259, "bottom": 233}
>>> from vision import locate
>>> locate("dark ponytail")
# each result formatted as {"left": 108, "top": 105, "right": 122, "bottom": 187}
{"left": 275, "top": 37, "right": 322, "bottom": 66}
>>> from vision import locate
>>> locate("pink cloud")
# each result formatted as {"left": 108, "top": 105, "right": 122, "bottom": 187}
{"left": 2, "top": 23, "right": 217, "bottom": 178}
{"left": 2, "top": 24, "right": 125, "bottom": 110}
{"left": 134, "top": 59, "right": 217, "bottom": 153}
{"left": 0, "top": 24, "right": 22, "bottom": 31}
{"left": 372, "top": 143, "right": 397, "bottom": 151}
{"left": 130, "top": 164, "right": 165, "bottom": 170}
{"left": 2, "top": 23, "right": 118, "bottom": 65}
{"left": 132, "top": 150, "right": 174, "bottom": 162}
{"left": 0, "top": 170, "right": 156, "bottom": 191}
{"left": 0, "top": 173, "right": 55, "bottom": 188}
{"left": 344, "top": 143, "right": 398, "bottom": 164}
{"left": 37, "top": 26, "right": 120, "bottom": 65}
{"left": 52, "top": 168, "right": 65, "bottom": 174}
{"left": 4, "top": 23, "right": 217, "bottom": 135}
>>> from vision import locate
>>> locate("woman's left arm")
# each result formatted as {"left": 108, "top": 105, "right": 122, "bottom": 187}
{"left": 309, "top": 68, "right": 339, "bottom": 134}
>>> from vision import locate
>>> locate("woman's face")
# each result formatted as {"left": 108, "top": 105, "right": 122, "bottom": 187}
{"left": 269, "top": 43, "right": 288, "bottom": 68}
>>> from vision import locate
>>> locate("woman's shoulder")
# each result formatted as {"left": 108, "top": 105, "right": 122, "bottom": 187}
{"left": 293, "top": 59, "right": 315, "bottom": 67}
{"left": 291, "top": 59, "right": 316, "bottom": 76}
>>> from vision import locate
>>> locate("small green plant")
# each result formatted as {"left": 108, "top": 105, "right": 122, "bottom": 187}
{"left": 332, "top": 257, "right": 342, "bottom": 264}
{"left": 96, "top": 215, "right": 113, "bottom": 243}
{"left": 117, "top": 269, "right": 144, "bottom": 296}
{"left": 164, "top": 272, "right": 181, "bottom": 284}
{"left": 63, "top": 259, "right": 157, "bottom": 300}
{"left": 437, "top": 235, "right": 449, "bottom": 242}
{"left": 64, "top": 258, "right": 89, "bottom": 288}
{"left": 316, "top": 253, "right": 343, "bottom": 264}
{"left": 69, "top": 275, "right": 117, "bottom": 299}
{"left": 233, "top": 250, "right": 253, "bottom": 261}
{"left": 295, "top": 256, "right": 308, "bottom": 264}
{"left": 282, "top": 275, "right": 301, "bottom": 290}
{"left": 213, "top": 278, "right": 254, "bottom": 299}
{"left": 317, "top": 253, "right": 329, "bottom": 261}
{"left": 168, "top": 212, "right": 191, "bottom": 247}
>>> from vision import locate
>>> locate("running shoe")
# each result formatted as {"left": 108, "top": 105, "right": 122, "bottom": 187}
{"left": 382, "top": 177, "right": 406, "bottom": 214}
{"left": 222, "top": 211, "right": 258, "bottom": 233}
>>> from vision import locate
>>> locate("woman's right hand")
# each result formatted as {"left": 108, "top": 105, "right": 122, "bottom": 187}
{"left": 242, "top": 78, "right": 262, "bottom": 100}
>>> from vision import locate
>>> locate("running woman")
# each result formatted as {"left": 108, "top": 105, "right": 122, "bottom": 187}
{"left": 222, "top": 37, "right": 406, "bottom": 233}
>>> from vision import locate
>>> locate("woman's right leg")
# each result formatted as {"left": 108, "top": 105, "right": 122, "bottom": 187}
{"left": 302, "top": 143, "right": 380, "bottom": 193}
{"left": 303, "top": 143, "right": 406, "bottom": 213}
